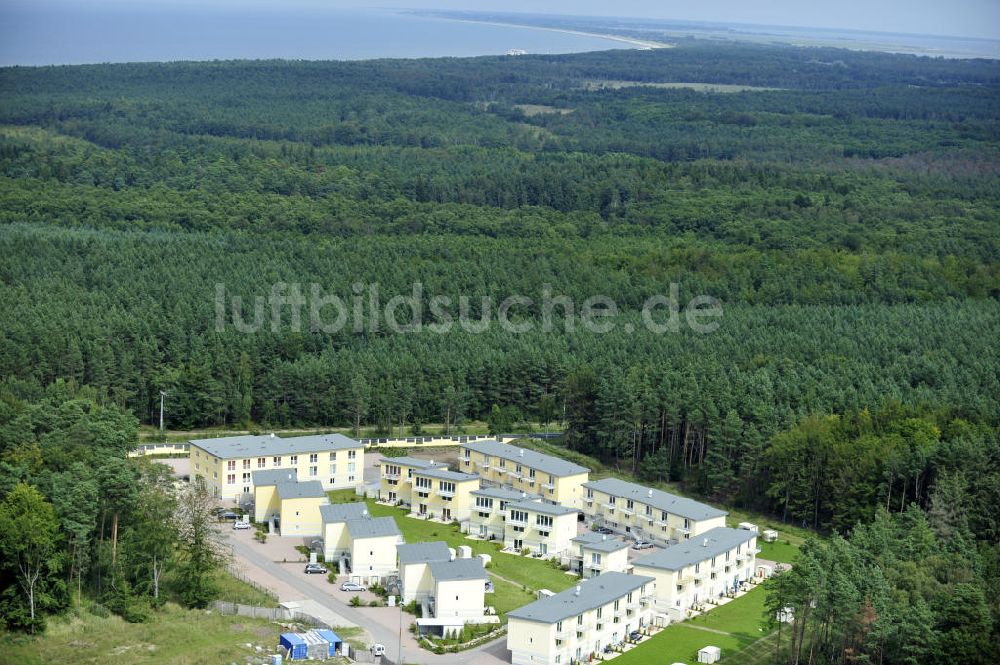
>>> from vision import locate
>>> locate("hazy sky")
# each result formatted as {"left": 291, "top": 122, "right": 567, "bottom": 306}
{"left": 9, "top": 1, "right": 1000, "bottom": 40}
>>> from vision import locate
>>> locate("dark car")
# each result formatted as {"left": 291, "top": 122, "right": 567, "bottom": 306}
{"left": 304, "top": 563, "right": 327, "bottom": 575}
{"left": 219, "top": 511, "right": 239, "bottom": 521}
{"left": 629, "top": 631, "right": 642, "bottom": 641}
{"left": 593, "top": 526, "right": 613, "bottom": 535}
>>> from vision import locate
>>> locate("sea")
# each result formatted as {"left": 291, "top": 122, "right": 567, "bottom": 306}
{"left": 0, "top": 4, "right": 636, "bottom": 66}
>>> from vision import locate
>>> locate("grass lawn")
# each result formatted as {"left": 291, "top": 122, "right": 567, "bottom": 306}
{"left": 212, "top": 569, "right": 278, "bottom": 606}
{"left": 611, "top": 585, "right": 772, "bottom": 665}
{"left": 0, "top": 602, "right": 282, "bottom": 665}
{"left": 758, "top": 539, "right": 800, "bottom": 564}
{"left": 486, "top": 575, "right": 537, "bottom": 621}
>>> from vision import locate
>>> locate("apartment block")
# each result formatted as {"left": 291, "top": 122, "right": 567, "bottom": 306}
{"left": 507, "top": 572, "right": 656, "bottom": 665}
{"left": 582, "top": 478, "right": 726, "bottom": 545}
{"left": 408, "top": 467, "right": 481, "bottom": 523}
{"left": 251, "top": 470, "right": 328, "bottom": 537}
{"left": 466, "top": 487, "right": 539, "bottom": 540}
{"left": 397, "top": 541, "right": 452, "bottom": 603}
{"left": 319, "top": 502, "right": 370, "bottom": 561}
{"left": 459, "top": 440, "right": 590, "bottom": 508}
{"left": 345, "top": 516, "right": 403, "bottom": 584}
{"left": 190, "top": 433, "right": 363, "bottom": 501}
{"left": 377, "top": 456, "right": 447, "bottom": 506}
{"left": 632, "top": 527, "right": 758, "bottom": 621}
{"left": 571, "top": 532, "right": 630, "bottom": 578}
{"left": 503, "top": 500, "right": 578, "bottom": 558}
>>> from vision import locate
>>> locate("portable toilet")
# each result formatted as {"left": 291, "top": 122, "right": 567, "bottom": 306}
{"left": 312, "top": 628, "right": 342, "bottom": 657}
{"left": 279, "top": 633, "right": 307, "bottom": 660}
{"left": 698, "top": 645, "right": 721, "bottom": 663}
{"left": 762, "top": 529, "right": 778, "bottom": 543}
{"left": 457, "top": 545, "right": 472, "bottom": 559}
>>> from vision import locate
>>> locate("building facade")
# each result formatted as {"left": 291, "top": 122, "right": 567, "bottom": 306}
{"left": 631, "top": 527, "right": 758, "bottom": 621}
{"left": 459, "top": 440, "right": 590, "bottom": 508}
{"left": 507, "top": 572, "right": 656, "bottom": 665}
{"left": 345, "top": 516, "right": 403, "bottom": 584}
{"left": 320, "top": 502, "right": 370, "bottom": 561}
{"left": 250, "top": 473, "right": 328, "bottom": 537}
{"left": 190, "top": 433, "right": 363, "bottom": 501}
{"left": 503, "top": 500, "right": 578, "bottom": 557}
{"left": 581, "top": 478, "right": 726, "bottom": 545}
{"left": 571, "top": 532, "right": 630, "bottom": 578}
{"left": 408, "top": 468, "right": 480, "bottom": 523}
{"left": 466, "top": 487, "right": 539, "bottom": 540}
{"left": 397, "top": 541, "right": 452, "bottom": 603}
{"left": 377, "top": 456, "right": 447, "bottom": 506}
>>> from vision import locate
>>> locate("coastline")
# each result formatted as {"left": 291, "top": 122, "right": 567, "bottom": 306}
{"left": 418, "top": 15, "right": 672, "bottom": 51}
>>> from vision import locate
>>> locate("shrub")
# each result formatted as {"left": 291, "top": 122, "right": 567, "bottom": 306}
{"left": 327, "top": 571, "right": 337, "bottom": 584}
{"left": 368, "top": 600, "right": 380, "bottom": 607}
{"left": 521, "top": 548, "right": 531, "bottom": 556}
{"left": 349, "top": 595, "right": 362, "bottom": 607}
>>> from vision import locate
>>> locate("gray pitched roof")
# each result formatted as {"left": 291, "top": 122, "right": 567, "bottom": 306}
{"left": 379, "top": 456, "right": 447, "bottom": 469}
{"left": 508, "top": 500, "right": 578, "bottom": 517}
{"left": 573, "top": 531, "right": 629, "bottom": 553}
{"left": 320, "top": 502, "right": 370, "bottom": 524}
{"left": 413, "top": 467, "right": 480, "bottom": 483}
{"left": 631, "top": 527, "right": 756, "bottom": 572}
{"left": 583, "top": 477, "right": 727, "bottom": 521}
{"left": 397, "top": 541, "right": 451, "bottom": 565}
{"left": 274, "top": 480, "right": 327, "bottom": 500}
{"left": 345, "top": 516, "right": 401, "bottom": 539}
{"left": 252, "top": 469, "right": 297, "bottom": 486}
{"left": 428, "top": 558, "right": 486, "bottom": 582}
{"left": 191, "top": 432, "right": 360, "bottom": 459}
{"left": 507, "top": 572, "right": 654, "bottom": 624}
{"left": 462, "top": 440, "right": 590, "bottom": 477}
{"left": 471, "top": 487, "right": 539, "bottom": 502}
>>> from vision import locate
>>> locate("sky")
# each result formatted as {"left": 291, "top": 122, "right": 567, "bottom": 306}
{"left": 58, "top": 0, "right": 998, "bottom": 40}
{"left": 5, "top": 1, "right": 999, "bottom": 41}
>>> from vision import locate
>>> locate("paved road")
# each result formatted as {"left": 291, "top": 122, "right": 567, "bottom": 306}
{"left": 227, "top": 533, "right": 509, "bottom": 664}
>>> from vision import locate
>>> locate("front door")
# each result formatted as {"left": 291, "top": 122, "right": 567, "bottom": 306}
{"left": 513, "top": 539, "right": 523, "bottom": 551}
{"left": 419, "top": 503, "right": 427, "bottom": 515}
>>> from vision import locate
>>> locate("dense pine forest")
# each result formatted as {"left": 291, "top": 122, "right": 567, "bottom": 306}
{"left": 1, "top": 43, "right": 999, "bottom": 660}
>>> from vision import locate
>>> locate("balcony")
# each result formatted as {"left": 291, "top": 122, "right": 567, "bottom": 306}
{"left": 621, "top": 507, "right": 634, "bottom": 516}
{"left": 542, "top": 482, "right": 555, "bottom": 490}
{"left": 556, "top": 628, "right": 574, "bottom": 641}
{"left": 383, "top": 472, "right": 400, "bottom": 480}
{"left": 640, "top": 514, "right": 653, "bottom": 522}
{"left": 508, "top": 517, "right": 528, "bottom": 527}
{"left": 480, "top": 462, "right": 490, "bottom": 470}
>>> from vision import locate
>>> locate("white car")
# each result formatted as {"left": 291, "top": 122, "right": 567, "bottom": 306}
{"left": 341, "top": 581, "right": 367, "bottom": 592}
{"left": 631, "top": 540, "right": 654, "bottom": 550}
{"left": 233, "top": 521, "right": 251, "bottom": 530}
{"left": 371, "top": 644, "right": 386, "bottom": 656}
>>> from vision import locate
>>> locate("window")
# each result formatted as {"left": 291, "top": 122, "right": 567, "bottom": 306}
{"left": 591, "top": 553, "right": 601, "bottom": 565}
{"left": 273, "top": 456, "right": 281, "bottom": 466}
{"left": 597, "top": 607, "right": 603, "bottom": 619}
{"left": 510, "top": 509, "right": 528, "bottom": 523}
{"left": 661, "top": 511, "right": 668, "bottom": 521}
{"left": 499, "top": 459, "right": 505, "bottom": 468}
{"left": 626, "top": 499, "right": 634, "bottom": 510}
{"left": 290, "top": 455, "right": 298, "bottom": 465}
{"left": 242, "top": 459, "right": 250, "bottom": 469}
{"left": 348, "top": 462, "right": 356, "bottom": 473}
{"left": 415, "top": 477, "right": 432, "bottom": 489}
{"left": 475, "top": 497, "right": 493, "bottom": 509}
{"left": 516, "top": 464, "right": 522, "bottom": 474}
{"left": 645, "top": 505, "right": 652, "bottom": 516}
{"left": 329, "top": 478, "right": 336, "bottom": 484}
{"left": 226, "top": 474, "right": 235, "bottom": 484}
{"left": 309, "top": 453, "right": 318, "bottom": 463}
{"left": 348, "top": 450, "right": 356, "bottom": 459}
{"left": 309, "top": 466, "right": 318, "bottom": 477}
{"left": 257, "top": 457, "right": 266, "bottom": 468}
{"left": 439, "top": 481, "right": 456, "bottom": 494}
{"left": 329, "top": 452, "right": 336, "bottom": 460}
{"left": 609, "top": 496, "right": 616, "bottom": 506}
{"left": 684, "top": 518, "right": 691, "bottom": 529}
{"left": 330, "top": 464, "right": 337, "bottom": 475}
{"left": 242, "top": 472, "right": 251, "bottom": 482}
{"left": 586, "top": 488, "right": 594, "bottom": 499}
{"left": 227, "top": 460, "right": 236, "bottom": 471}
{"left": 536, "top": 515, "right": 553, "bottom": 527}
{"left": 529, "top": 468, "right": 536, "bottom": 478}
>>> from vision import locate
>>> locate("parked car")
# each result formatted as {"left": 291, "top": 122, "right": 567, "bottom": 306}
{"left": 219, "top": 511, "right": 239, "bottom": 521}
{"left": 593, "top": 526, "right": 613, "bottom": 534}
{"left": 629, "top": 630, "right": 643, "bottom": 641}
{"left": 233, "top": 521, "right": 251, "bottom": 530}
{"left": 309, "top": 538, "right": 324, "bottom": 551}
{"left": 371, "top": 644, "right": 386, "bottom": 656}
{"left": 340, "top": 581, "right": 366, "bottom": 592}
{"left": 631, "top": 540, "right": 654, "bottom": 550}
{"left": 603, "top": 644, "right": 614, "bottom": 654}
{"left": 304, "top": 563, "right": 327, "bottom": 575}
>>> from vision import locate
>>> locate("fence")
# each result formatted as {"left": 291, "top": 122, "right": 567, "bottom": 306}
{"left": 224, "top": 564, "right": 280, "bottom": 605}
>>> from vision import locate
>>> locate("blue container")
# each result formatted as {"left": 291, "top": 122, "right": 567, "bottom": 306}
{"left": 279, "top": 633, "right": 307, "bottom": 660}
{"left": 313, "top": 628, "right": 342, "bottom": 657}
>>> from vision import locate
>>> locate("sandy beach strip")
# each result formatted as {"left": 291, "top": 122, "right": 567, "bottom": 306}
{"left": 425, "top": 16, "right": 673, "bottom": 51}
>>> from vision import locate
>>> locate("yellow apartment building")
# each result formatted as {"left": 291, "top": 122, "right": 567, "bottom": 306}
{"left": 250, "top": 472, "right": 328, "bottom": 537}
{"left": 631, "top": 527, "right": 758, "bottom": 621}
{"left": 503, "top": 500, "right": 578, "bottom": 557}
{"left": 377, "top": 456, "right": 447, "bottom": 506}
{"left": 466, "top": 487, "right": 539, "bottom": 540}
{"left": 408, "top": 467, "right": 481, "bottom": 523}
{"left": 344, "top": 516, "right": 403, "bottom": 584}
{"left": 571, "top": 532, "right": 631, "bottom": 578}
{"left": 420, "top": 558, "right": 492, "bottom": 635}
{"left": 582, "top": 478, "right": 727, "bottom": 545}
{"left": 190, "top": 432, "right": 363, "bottom": 501}
{"left": 507, "top": 572, "right": 656, "bottom": 665}
{"left": 459, "top": 440, "right": 590, "bottom": 508}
